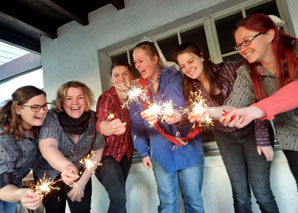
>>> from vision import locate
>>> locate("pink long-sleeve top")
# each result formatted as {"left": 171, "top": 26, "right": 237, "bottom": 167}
{"left": 252, "top": 81, "right": 298, "bottom": 120}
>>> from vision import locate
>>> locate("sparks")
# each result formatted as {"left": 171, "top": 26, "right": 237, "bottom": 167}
{"left": 161, "top": 100, "right": 174, "bottom": 118}
{"left": 122, "top": 84, "right": 147, "bottom": 108}
{"left": 107, "top": 113, "right": 115, "bottom": 120}
{"left": 80, "top": 152, "right": 102, "bottom": 171}
{"left": 188, "top": 91, "right": 213, "bottom": 127}
{"left": 33, "top": 177, "right": 60, "bottom": 195}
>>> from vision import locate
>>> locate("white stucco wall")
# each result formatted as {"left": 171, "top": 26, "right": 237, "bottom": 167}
{"left": 66, "top": 151, "right": 297, "bottom": 213}
{"left": 40, "top": 0, "right": 298, "bottom": 212}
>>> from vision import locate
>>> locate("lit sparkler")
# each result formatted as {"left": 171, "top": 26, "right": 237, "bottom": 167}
{"left": 80, "top": 152, "right": 102, "bottom": 171}
{"left": 121, "top": 84, "right": 147, "bottom": 108}
{"left": 33, "top": 177, "right": 60, "bottom": 195}
{"left": 107, "top": 113, "right": 115, "bottom": 121}
{"left": 188, "top": 91, "right": 213, "bottom": 127}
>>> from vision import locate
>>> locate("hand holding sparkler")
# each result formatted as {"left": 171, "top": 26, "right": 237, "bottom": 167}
{"left": 141, "top": 105, "right": 160, "bottom": 125}
{"left": 61, "top": 164, "right": 79, "bottom": 186}
{"left": 19, "top": 189, "right": 43, "bottom": 210}
{"left": 219, "top": 106, "right": 264, "bottom": 128}
{"left": 164, "top": 109, "right": 183, "bottom": 125}
{"left": 100, "top": 113, "right": 127, "bottom": 136}
{"left": 108, "top": 119, "right": 126, "bottom": 135}
{"left": 188, "top": 109, "right": 210, "bottom": 124}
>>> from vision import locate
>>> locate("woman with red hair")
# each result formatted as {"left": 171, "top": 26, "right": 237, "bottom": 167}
{"left": 221, "top": 13, "right": 298, "bottom": 189}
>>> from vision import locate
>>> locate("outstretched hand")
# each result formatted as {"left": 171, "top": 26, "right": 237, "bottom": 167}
{"left": 61, "top": 164, "right": 79, "bottom": 186}
{"left": 20, "top": 189, "right": 43, "bottom": 210}
{"left": 220, "top": 106, "right": 265, "bottom": 128}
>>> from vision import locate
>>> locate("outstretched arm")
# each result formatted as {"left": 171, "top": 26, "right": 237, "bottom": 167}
{"left": 0, "top": 185, "right": 43, "bottom": 210}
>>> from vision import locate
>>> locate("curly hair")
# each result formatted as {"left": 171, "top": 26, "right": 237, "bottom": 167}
{"left": 53, "top": 81, "right": 94, "bottom": 112}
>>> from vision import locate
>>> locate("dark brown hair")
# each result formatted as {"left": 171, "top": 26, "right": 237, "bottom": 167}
{"left": 175, "top": 42, "right": 218, "bottom": 101}
{"left": 0, "top": 86, "right": 46, "bottom": 141}
{"left": 110, "top": 61, "right": 132, "bottom": 76}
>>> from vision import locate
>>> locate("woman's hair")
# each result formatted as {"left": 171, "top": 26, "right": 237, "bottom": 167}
{"left": 234, "top": 13, "right": 298, "bottom": 100}
{"left": 110, "top": 60, "right": 132, "bottom": 76}
{"left": 133, "top": 41, "right": 162, "bottom": 68}
{"left": 175, "top": 42, "right": 218, "bottom": 101}
{"left": 0, "top": 86, "right": 46, "bottom": 141}
{"left": 54, "top": 81, "right": 94, "bottom": 112}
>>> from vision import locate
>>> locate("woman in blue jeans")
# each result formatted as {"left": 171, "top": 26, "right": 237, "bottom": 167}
{"left": 173, "top": 42, "right": 278, "bottom": 213}
{"left": 130, "top": 41, "right": 205, "bottom": 213}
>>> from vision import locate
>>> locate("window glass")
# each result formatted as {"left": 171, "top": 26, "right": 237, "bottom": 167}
{"left": 111, "top": 52, "right": 128, "bottom": 65}
{"left": 157, "top": 35, "right": 179, "bottom": 62}
{"left": 223, "top": 54, "right": 244, "bottom": 63}
{"left": 180, "top": 25, "right": 209, "bottom": 58}
{"left": 215, "top": 12, "right": 243, "bottom": 55}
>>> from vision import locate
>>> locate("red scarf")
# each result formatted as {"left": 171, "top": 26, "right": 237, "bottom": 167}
{"left": 137, "top": 78, "right": 202, "bottom": 146}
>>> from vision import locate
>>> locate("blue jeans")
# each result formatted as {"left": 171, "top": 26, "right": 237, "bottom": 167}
{"left": 215, "top": 123, "right": 279, "bottom": 213}
{"left": 152, "top": 156, "right": 204, "bottom": 213}
{"left": 0, "top": 200, "right": 18, "bottom": 213}
{"left": 95, "top": 155, "right": 132, "bottom": 213}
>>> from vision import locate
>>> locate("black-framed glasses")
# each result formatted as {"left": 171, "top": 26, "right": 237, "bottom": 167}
{"left": 235, "top": 32, "right": 262, "bottom": 51}
{"left": 22, "top": 102, "right": 51, "bottom": 112}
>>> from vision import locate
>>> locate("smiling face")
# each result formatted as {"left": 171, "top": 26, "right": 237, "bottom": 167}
{"left": 133, "top": 48, "right": 159, "bottom": 82}
{"left": 63, "top": 87, "right": 86, "bottom": 119}
{"left": 234, "top": 26, "right": 274, "bottom": 64}
{"left": 16, "top": 94, "right": 48, "bottom": 130}
{"left": 110, "top": 65, "right": 133, "bottom": 92}
{"left": 177, "top": 52, "right": 205, "bottom": 81}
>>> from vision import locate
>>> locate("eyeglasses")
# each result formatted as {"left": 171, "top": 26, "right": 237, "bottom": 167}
{"left": 22, "top": 103, "right": 51, "bottom": 112}
{"left": 235, "top": 32, "right": 262, "bottom": 51}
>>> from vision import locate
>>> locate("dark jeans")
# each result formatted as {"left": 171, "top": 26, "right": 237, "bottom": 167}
{"left": 95, "top": 155, "right": 132, "bottom": 213}
{"left": 215, "top": 123, "right": 279, "bottom": 213}
{"left": 283, "top": 150, "right": 298, "bottom": 190}
{"left": 35, "top": 174, "right": 92, "bottom": 213}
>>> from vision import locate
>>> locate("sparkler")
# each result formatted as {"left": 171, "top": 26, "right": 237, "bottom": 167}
{"left": 79, "top": 152, "right": 102, "bottom": 172}
{"left": 188, "top": 91, "right": 213, "bottom": 127}
{"left": 107, "top": 113, "right": 115, "bottom": 120}
{"left": 33, "top": 176, "right": 60, "bottom": 195}
{"left": 121, "top": 84, "right": 147, "bottom": 109}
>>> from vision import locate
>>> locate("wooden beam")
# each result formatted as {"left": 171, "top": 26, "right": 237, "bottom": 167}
{"left": 0, "top": 53, "right": 42, "bottom": 81}
{"left": 109, "top": 0, "right": 125, "bottom": 10}
{"left": 40, "top": 0, "right": 89, "bottom": 26}
{"left": 0, "top": 28, "right": 41, "bottom": 53}
{"left": 0, "top": 10, "right": 57, "bottom": 39}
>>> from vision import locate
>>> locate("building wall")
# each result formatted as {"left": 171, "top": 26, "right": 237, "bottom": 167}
{"left": 41, "top": 0, "right": 298, "bottom": 212}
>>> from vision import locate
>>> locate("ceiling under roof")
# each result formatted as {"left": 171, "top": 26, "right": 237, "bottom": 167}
{"left": 0, "top": 0, "right": 125, "bottom": 53}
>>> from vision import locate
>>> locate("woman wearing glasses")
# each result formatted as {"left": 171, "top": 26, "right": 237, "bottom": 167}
{"left": 174, "top": 42, "right": 278, "bottom": 212}
{"left": 219, "top": 13, "right": 298, "bottom": 190}
{"left": 33, "top": 81, "right": 106, "bottom": 213}
{"left": 0, "top": 86, "right": 48, "bottom": 213}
